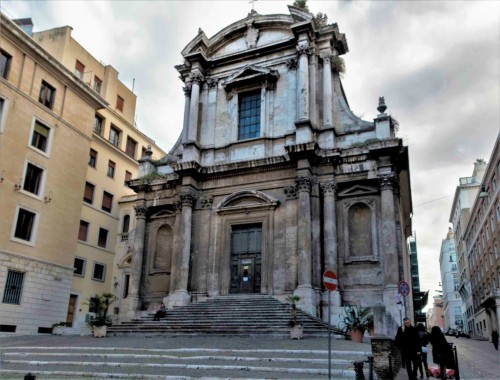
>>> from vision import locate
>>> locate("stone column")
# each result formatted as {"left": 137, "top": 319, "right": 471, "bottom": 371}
{"left": 166, "top": 192, "right": 196, "bottom": 308}
{"left": 296, "top": 43, "right": 311, "bottom": 122}
{"left": 294, "top": 175, "right": 316, "bottom": 316}
{"left": 321, "top": 181, "right": 338, "bottom": 272}
{"left": 187, "top": 72, "right": 202, "bottom": 142}
{"left": 181, "top": 83, "right": 192, "bottom": 143}
{"left": 380, "top": 174, "right": 398, "bottom": 285}
{"left": 126, "top": 205, "right": 147, "bottom": 318}
{"left": 380, "top": 173, "right": 400, "bottom": 323}
{"left": 322, "top": 53, "right": 333, "bottom": 128}
{"left": 284, "top": 185, "right": 298, "bottom": 291}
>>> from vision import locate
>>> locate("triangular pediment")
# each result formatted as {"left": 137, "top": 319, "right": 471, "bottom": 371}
{"left": 151, "top": 209, "right": 175, "bottom": 219}
{"left": 221, "top": 65, "right": 279, "bottom": 91}
{"left": 338, "top": 185, "right": 378, "bottom": 197}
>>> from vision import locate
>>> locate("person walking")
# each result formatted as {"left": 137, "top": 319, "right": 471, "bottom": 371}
{"left": 429, "top": 326, "right": 456, "bottom": 380}
{"left": 492, "top": 329, "right": 499, "bottom": 350}
{"left": 395, "top": 317, "right": 422, "bottom": 380}
{"left": 416, "top": 323, "right": 430, "bottom": 378}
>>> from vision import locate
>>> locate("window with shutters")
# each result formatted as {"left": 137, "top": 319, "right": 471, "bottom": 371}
{"left": 109, "top": 125, "right": 120, "bottom": 147}
{"left": 13, "top": 208, "right": 37, "bottom": 243}
{"left": 116, "top": 95, "right": 124, "bottom": 112}
{"left": 23, "top": 162, "right": 44, "bottom": 196}
{"left": 83, "top": 182, "right": 95, "bottom": 204}
{"left": 74, "top": 60, "right": 85, "bottom": 79}
{"left": 107, "top": 160, "right": 115, "bottom": 178}
{"left": 2, "top": 270, "right": 25, "bottom": 304}
{"left": 78, "top": 220, "right": 89, "bottom": 241}
{"left": 102, "top": 191, "right": 113, "bottom": 213}
{"left": 94, "top": 76, "right": 102, "bottom": 94}
{"left": 0, "top": 49, "right": 12, "bottom": 79}
{"left": 93, "top": 114, "right": 104, "bottom": 135}
{"left": 74, "top": 257, "right": 86, "bottom": 277}
{"left": 125, "top": 137, "right": 137, "bottom": 158}
{"left": 124, "top": 170, "right": 132, "bottom": 185}
{"left": 97, "top": 229, "right": 108, "bottom": 248}
{"left": 92, "top": 262, "right": 106, "bottom": 281}
{"left": 38, "top": 80, "right": 56, "bottom": 109}
{"left": 30, "top": 121, "right": 51, "bottom": 153}
{"left": 89, "top": 149, "right": 97, "bottom": 168}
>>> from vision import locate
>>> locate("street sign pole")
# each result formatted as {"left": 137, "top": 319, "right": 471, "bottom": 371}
{"left": 323, "top": 270, "right": 338, "bottom": 380}
{"left": 328, "top": 290, "right": 331, "bottom": 380}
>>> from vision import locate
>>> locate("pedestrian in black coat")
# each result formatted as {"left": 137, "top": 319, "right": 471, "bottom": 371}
{"left": 492, "top": 329, "right": 499, "bottom": 350}
{"left": 395, "top": 317, "right": 422, "bottom": 380}
{"left": 429, "top": 326, "right": 456, "bottom": 380}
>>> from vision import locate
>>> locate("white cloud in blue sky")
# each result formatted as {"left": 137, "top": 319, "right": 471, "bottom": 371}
{"left": 1, "top": 0, "right": 499, "bottom": 304}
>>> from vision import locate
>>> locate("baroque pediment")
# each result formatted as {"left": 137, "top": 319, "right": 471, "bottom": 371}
{"left": 217, "top": 190, "right": 279, "bottom": 214}
{"left": 338, "top": 185, "right": 378, "bottom": 197}
{"left": 221, "top": 65, "right": 279, "bottom": 91}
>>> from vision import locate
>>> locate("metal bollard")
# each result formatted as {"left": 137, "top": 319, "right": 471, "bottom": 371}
{"left": 367, "top": 355, "right": 374, "bottom": 380}
{"left": 388, "top": 353, "right": 394, "bottom": 380}
{"left": 452, "top": 345, "right": 460, "bottom": 380}
{"left": 354, "top": 360, "right": 366, "bottom": 380}
{"left": 24, "top": 373, "right": 37, "bottom": 380}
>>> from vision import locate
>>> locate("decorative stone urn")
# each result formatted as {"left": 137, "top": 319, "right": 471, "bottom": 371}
{"left": 290, "top": 325, "right": 303, "bottom": 339}
{"left": 371, "top": 337, "right": 401, "bottom": 379}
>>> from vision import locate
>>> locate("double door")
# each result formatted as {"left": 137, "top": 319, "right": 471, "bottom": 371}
{"left": 230, "top": 224, "right": 262, "bottom": 294}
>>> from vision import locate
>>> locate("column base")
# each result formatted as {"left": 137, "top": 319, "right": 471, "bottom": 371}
{"left": 123, "top": 296, "right": 141, "bottom": 321}
{"left": 383, "top": 285, "right": 401, "bottom": 337}
{"left": 294, "top": 285, "right": 317, "bottom": 317}
{"left": 164, "top": 290, "right": 191, "bottom": 309}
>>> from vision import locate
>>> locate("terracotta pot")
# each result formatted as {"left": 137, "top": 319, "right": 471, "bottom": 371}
{"left": 350, "top": 328, "right": 364, "bottom": 343}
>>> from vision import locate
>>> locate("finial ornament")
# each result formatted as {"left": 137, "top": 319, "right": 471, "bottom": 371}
{"left": 377, "top": 96, "right": 387, "bottom": 114}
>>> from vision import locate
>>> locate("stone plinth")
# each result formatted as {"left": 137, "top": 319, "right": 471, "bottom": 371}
{"left": 371, "top": 337, "right": 401, "bottom": 380}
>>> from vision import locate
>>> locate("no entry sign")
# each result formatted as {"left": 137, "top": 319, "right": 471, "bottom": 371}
{"left": 323, "top": 270, "right": 338, "bottom": 291}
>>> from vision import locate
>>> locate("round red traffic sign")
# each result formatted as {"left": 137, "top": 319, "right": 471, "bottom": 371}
{"left": 398, "top": 281, "right": 410, "bottom": 297}
{"left": 323, "top": 270, "right": 338, "bottom": 291}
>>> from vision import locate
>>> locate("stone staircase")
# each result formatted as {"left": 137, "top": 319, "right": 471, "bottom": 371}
{"left": 108, "top": 294, "right": 347, "bottom": 337}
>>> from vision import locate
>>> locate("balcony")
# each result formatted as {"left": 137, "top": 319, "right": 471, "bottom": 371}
{"left": 479, "top": 288, "right": 500, "bottom": 309}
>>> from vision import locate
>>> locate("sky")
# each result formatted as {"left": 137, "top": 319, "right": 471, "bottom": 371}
{"left": 2, "top": 0, "right": 499, "bottom": 307}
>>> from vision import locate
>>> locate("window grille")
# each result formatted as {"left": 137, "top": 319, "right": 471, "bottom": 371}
{"left": 2, "top": 270, "right": 25, "bottom": 304}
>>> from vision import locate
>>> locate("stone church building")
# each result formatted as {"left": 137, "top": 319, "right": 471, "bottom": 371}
{"left": 121, "top": 6, "right": 413, "bottom": 326}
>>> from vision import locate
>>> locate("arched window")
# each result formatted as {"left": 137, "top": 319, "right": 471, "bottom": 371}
{"left": 122, "top": 214, "right": 130, "bottom": 234}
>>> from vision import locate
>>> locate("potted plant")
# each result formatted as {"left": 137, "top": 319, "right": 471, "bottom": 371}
{"left": 86, "top": 292, "right": 117, "bottom": 338}
{"left": 51, "top": 321, "right": 67, "bottom": 335}
{"left": 287, "top": 295, "right": 303, "bottom": 339}
{"left": 343, "top": 304, "right": 373, "bottom": 343}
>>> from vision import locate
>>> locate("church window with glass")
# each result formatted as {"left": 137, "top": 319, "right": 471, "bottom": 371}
{"left": 238, "top": 90, "right": 261, "bottom": 140}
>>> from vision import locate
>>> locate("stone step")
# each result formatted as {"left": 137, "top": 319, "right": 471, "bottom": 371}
{"left": 0, "top": 346, "right": 368, "bottom": 379}
{"left": 109, "top": 295, "right": 345, "bottom": 337}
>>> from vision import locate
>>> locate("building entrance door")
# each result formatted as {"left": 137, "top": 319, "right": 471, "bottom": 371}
{"left": 66, "top": 294, "right": 77, "bottom": 327}
{"left": 230, "top": 224, "right": 262, "bottom": 294}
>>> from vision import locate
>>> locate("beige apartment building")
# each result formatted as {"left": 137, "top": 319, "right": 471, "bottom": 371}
{"left": 0, "top": 14, "right": 106, "bottom": 334}
{"left": 0, "top": 14, "right": 165, "bottom": 334}
{"left": 31, "top": 25, "right": 165, "bottom": 330}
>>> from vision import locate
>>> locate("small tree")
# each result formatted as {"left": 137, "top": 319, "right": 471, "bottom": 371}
{"left": 287, "top": 295, "right": 301, "bottom": 327}
{"left": 293, "top": 0, "right": 309, "bottom": 11}
{"left": 86, "top": 292, "right": 117, "bottom": 327}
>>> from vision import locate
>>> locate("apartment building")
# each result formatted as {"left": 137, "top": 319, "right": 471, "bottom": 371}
{"left": 31, "top": 25, "right": 166, "bottom": 329}
{"left": 463, "top": 133, "right": 500, "bottom": 339}
{"left": 449, "top": 160, "right": 486, "bottom": 335}
{"left": 439, "top": 228, "right": 463, "bottom": 330}
{"left": 0, "top": 15, "right": 107, "bottom": 334}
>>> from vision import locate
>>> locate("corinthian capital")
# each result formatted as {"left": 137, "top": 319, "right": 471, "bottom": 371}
{"left": 296, "top": 43, "right": 313, "bottom": 57}
{"left": 134, "top": 205, "right": 147, "bottom": 218}
{"left": 189, "top": 71, "right": 204, "bottom": 84}
{"left": 379, "top": 173, "right": 397, "bottom": 191}
{"left": 180, "top": 192, "right": 197, "bottom": 208}
{"left": 182, "top": 83, "right": 192, "bottom": 96}
{"left": 296, "top": 176, "right": 312, "bottom": 193}
{"left": 320, "top": 180, "right": 337, "bottom": 197}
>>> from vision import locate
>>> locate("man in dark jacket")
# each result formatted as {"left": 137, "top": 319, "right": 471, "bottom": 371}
{"left": 395, "top": 317, "right": 422, "bottom": 380}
